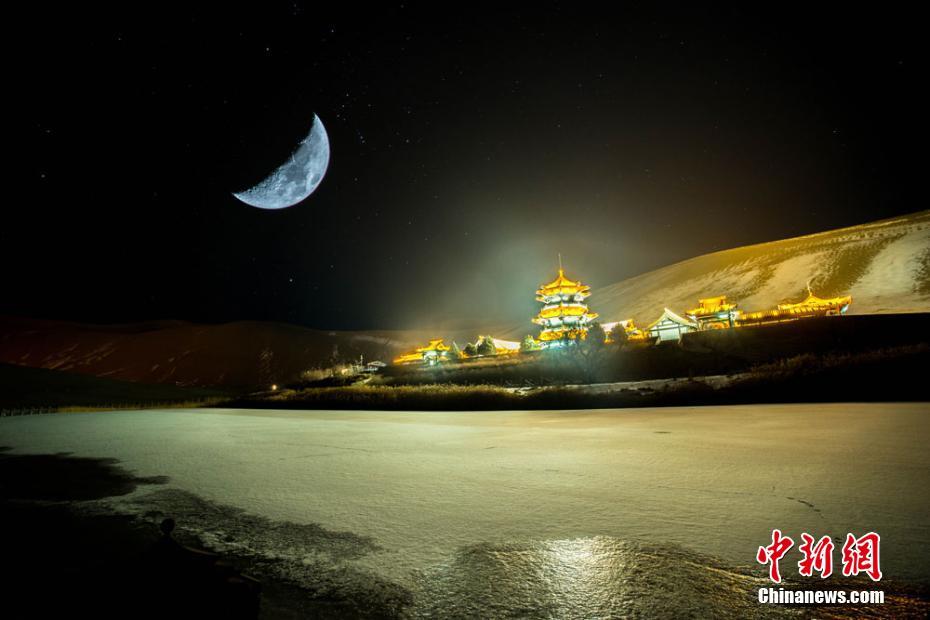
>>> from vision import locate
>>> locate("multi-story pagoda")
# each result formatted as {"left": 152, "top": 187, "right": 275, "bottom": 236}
{"left": 533, "top": 260, "right": 599, "bottom": 347}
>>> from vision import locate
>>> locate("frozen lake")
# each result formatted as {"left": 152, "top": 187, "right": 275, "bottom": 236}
{"left": 2, "top": 403, "right": 928, "bottom": 616}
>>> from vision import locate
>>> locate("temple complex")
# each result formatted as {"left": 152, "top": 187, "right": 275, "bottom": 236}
{"left": 645, "top": 308, "right": 698, "bottom": 343}
{"left": 687, "top": 296, "right": 739, "bottom": 330}
{"left": 738, "top": 288, "right": 852, "bottom": 326}
{"left": 390, "top": 276, "right": 854, "bottom": 365}
{"left": 393, "top": 339, "right": 452, "bottom": 365}
{"left": 532, "top": 263, "right": 599, "bottom": 347}
{"left": 637, "top": 286, "right": 852, "bottom": 344}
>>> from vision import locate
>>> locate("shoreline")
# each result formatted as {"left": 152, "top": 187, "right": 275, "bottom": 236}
{"left": 3, "top": 462, "right": 927, "bottom": 619}
{"left": 0, "top": 449, "right": 364, "bottom": 619}
{"left": 3, "top": 404, "right": 930, "bottom": 618}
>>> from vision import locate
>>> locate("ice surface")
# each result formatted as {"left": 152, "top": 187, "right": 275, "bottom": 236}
{"left": 2, "top": 404, "right": 929, "bottom": 612}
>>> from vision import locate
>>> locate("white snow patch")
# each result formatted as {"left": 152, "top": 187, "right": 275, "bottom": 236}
{"left": 852, "top": 225, "right": 930, "bottom": 312}
{"left": 1, "top": 405, "right": 928, "bottom": 585}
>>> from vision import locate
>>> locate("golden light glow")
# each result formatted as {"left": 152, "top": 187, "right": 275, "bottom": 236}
{"left": 687, "top": 296, "right": 737, "bottom": 316}
{"left": 602, "top": 319, "right": 646, "bottom": 343}
{"left": 535, "top": 268, "right": 592, "bottom": 298}
{"left": 393, "top": 338, "right": 451, "bottom": 364}
{"left": 533, "top": 266, "right": 600, "bottom": 345}
{"left": 488, "top": 337, "right": 522, "bottom": 354}
{"left": 534, "top": 304, "right": 597, "bottom": 320}
{"left": 776, "top": 292, "right": 852, "bottom": 312}
{"left": 739, "top": 290, "right": 852, "bottom": 325}
{"left": 537, "top": 328, "right": 586, "bottom": 342}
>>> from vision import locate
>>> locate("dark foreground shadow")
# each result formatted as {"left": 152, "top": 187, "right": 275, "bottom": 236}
{"left": 0, "top": 450, "right": 168, "bottom": 501}
{"left": 0, "top": 450, "right": 260, "bottom": 619}
{"left": 0, "top": 449, "right": 410, "bottom": 619}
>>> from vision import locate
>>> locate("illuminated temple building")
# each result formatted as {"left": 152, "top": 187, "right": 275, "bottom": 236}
{"left": 532, "top": 265, "right": 599, "bottom": 347}
{"left": 601, "top": 319, "right": 646, "bottom": 343}
{"left": 687, "top": 296, "right": 739, "bottom": 330}
{"left": 738, "top": 287, "right": 852, "bottom": 326}
{"left": 393, "top": 339, "right": 451, "bottom": 365}
{"left": 391, "top": 275, "right": 853, "bottom": 365}
{"left": 393, "top": 336, "right": 520, "bottom": 365}
{"left": 646, "top": 308, "right": 698, "bottom": 343}
{"left": 640, "top": 287, "right": 852, "bottom": 343}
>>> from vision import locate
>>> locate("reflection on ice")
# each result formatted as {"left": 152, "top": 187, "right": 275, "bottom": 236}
{"left": 538, "top": 538, "right": 628, "bottom": 608}
{"left": 3, "top": 405, "right": 929, "bottom": 617}
{"left": 413, "top": 536, "right": 925, "bottom": 619}
{"left": 414, "top": 536, "right": 761, "bottom": 618}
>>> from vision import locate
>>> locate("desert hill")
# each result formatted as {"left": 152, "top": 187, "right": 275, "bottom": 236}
{"left": 591, "top": 210, "right": 930, "bottom": 326}
{"left": 0, "top": 317, "right": 421, "bottom": 389}
{"left": 2, "top": 211, "right": 928, "bottom": 390}
{"left": 0, "top": 362, "right": 225, "bottom": 409}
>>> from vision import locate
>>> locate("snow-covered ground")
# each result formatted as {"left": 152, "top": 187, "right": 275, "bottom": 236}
{"left": 2, "top": 404, "right": 928, "bottom": 616}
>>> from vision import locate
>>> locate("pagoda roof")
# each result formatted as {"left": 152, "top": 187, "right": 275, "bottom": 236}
{"left": 416, "top": 339, "right": 450, "bottom": 353}
{"left": 392, "top": 338, "right": 450, "bottom": 364}
{"left": 687, "top": 295, "right": 737, "bottom": 316}
{"left": 646, "top": 308, "right": 698, "bottom": 330}
{"left": 777, "top": 292, "right": 852, "bottom": 311}
{"left": 536, "top": 304, "right": 594, "bottom": 319}
{"left": 536, "top": 268, "right": 591, "bottom": 296}
{"left": 533, "top": 309, "right": 599, "bottom": 325}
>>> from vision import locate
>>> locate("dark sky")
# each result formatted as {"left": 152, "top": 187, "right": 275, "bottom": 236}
{"left": 7, "top": 4, "right": 921, "bottom": 330}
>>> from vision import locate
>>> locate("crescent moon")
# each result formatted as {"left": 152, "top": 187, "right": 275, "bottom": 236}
{"left": 233, "top": 114, "right": 330, "bottom": 210}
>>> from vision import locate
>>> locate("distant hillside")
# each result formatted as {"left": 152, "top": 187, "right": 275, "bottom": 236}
{"left": 0, "top": 363, "right": 226, "bottom": 409}
{"left": 592, "top": 210, "right": 930, "bottom": 326}
{"left": 0, "top": 318, "right": 423, "bottom": 389}
{"left": 3, "top": 212, "right": 927, "bottom": 389}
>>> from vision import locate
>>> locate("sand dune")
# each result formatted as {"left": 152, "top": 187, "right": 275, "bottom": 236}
{"left": 592, "top": 210, "right": 930, "bottom": 325}
{"left": 2, "top": 211, "right": 927, "bottom": 388}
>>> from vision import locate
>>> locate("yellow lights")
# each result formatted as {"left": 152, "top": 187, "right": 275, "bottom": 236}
{"left": 533, "top": 265, "right": 600, "bottom": 346}
{"left": 271, "top": 384, "right": 278, "bottom": 391}
{"left": 393, "top": 336, "right": 521, "bottom": 365}
{"left": 393, "top": 352, "right": 426, "bottom": 364}
{"left": 535, "top": 268, "right": 592, "bottom": 299}
{"left": 776, "top": 292, "right": 852, "bottom": 313}
{"left": 738, "top": 291, "right": 852, "bottom": 325}
{"left": 674, "top": 289, "right": 855, "bottom": 328}
{"left": 393, "top": 273, "right": 853, "bottom": 366}
{"left": 534, "top": 304, "right": 597, "bottom": 320}
{"left": 393, "top": 339, "right": 453, "bottom": 364}
{"left": 687, "top": 295, "right": 737, "bottom": 316}
{"left": 686, "top": 295, "right": 739, "bottom": 330}
{"left": 538, "top": 329, "right": 581, "bottom": 342}
{"left": 487, "top": 337, "right": 522, "bottom": 354}
{"left": 417, "top": 339, "right": 451, "bottom": 352}
{"left": 602, "top": 319, "right": 646, "bottom": 343}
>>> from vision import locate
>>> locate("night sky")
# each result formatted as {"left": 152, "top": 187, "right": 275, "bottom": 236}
{"left": 8, "top": 4, "right": 920, "bottom": 330}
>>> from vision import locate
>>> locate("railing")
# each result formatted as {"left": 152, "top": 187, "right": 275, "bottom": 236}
{"left": 0, "top": 397, "right": 220, "bottom": 417}
{"left": 0, "top": 406, "right": 56, "bottom": 416}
